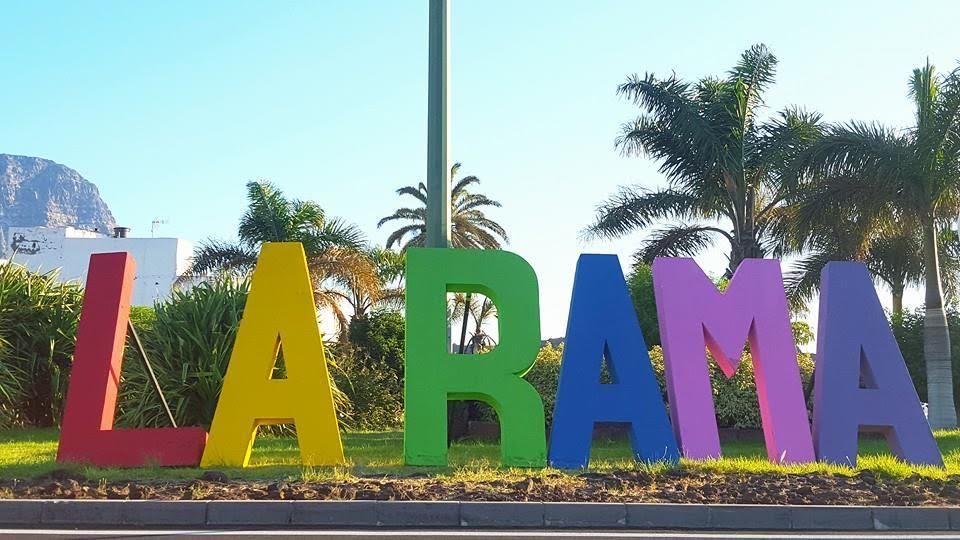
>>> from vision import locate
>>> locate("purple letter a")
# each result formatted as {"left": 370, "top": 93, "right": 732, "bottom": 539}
{"left": 814, "top": 262, "right": 942, "bottom": 467}
{"left": 653, "top": 258, "right": 814, "bottom": 463}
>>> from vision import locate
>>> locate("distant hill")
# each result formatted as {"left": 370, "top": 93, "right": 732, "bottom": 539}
{"left": 0, "top": 154, "right": 116, "bottom": 256}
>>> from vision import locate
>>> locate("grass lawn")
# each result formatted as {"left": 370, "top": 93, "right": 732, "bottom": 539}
{"left": 1, "top": 428, "right": 959, "bottom": 483}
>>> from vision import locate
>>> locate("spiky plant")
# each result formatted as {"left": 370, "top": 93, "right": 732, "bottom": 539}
{"left": 0, "top": 262, "right": 83, "bottom": 427}
{"left": 117, "top": 278, "right": 352, "bottom": 429}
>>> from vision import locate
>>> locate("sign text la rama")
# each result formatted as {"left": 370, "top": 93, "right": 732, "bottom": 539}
{"left": 55, "top": 243, "right": 943, "bottom": 469}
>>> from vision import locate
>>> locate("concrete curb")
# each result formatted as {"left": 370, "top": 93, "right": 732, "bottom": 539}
{"left": 0, "top": 500, "right": 957, "bottom": 531}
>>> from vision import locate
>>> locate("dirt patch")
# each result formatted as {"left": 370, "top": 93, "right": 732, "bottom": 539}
{"left": 4, "top": 470, "right": 960, "bottom": 505}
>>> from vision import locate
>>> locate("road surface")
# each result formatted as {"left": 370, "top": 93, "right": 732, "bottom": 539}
{"left": 0, "top": 530, "right": 958, "bottom": 539}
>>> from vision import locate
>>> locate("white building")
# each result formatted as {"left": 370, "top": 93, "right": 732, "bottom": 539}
{"left": 6, "top": 226, "right": 193, "bottom": 306}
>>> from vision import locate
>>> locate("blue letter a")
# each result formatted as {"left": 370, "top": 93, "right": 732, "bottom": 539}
{"left": 548, "top": 255, "right": 679, "bottom": 468}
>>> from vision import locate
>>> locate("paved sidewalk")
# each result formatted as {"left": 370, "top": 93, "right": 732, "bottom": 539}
{"left": 0, "top": 500, "right": 957, "bottom": 533}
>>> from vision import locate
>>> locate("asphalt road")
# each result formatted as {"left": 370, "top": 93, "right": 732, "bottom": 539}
{"left": 1, "top": 530, "right": 960, "bottom": 539}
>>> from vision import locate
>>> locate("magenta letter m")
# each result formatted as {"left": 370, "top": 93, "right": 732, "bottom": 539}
{"left": 652, "top": 258, "right": 814, "bottom": 463}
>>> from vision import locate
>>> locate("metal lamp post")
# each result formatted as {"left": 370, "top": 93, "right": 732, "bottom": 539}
{"left": 425, "top": 0, "right": 451, "bottom": 249}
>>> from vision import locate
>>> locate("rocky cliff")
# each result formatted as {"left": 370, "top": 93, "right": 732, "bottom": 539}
{"left": 0, "top": 154, "right": 116, "bottom": 257}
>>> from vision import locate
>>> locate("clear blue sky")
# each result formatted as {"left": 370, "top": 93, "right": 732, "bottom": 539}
{"left": 2, "top": 1, "right": 958, "bottom": 338}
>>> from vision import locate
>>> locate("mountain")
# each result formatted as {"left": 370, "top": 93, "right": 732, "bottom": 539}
{"left": 0, "top": 154, "right": 116, "bottom": 257}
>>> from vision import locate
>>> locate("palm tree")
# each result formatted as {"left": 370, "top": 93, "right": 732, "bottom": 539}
{"left": 785, "top": 222, "right": 960, "bottom": 317}
{"left": 466, "top": 297, "right": 498, "bottom": 353}
{"left": 331, "top": 247, "right": 406, "bottom": 320}
{"left": 791, "top": 61, "right": 960, "bottom": 428}
{"left": 188, "top": 180, "right": 379, "bottom": 333}
{"left": 446, "top": 293, "right": 498, "bottom": 352}
{"left": 583, "top": 44, "right": 821, "bottom": 275}
{"left": 379, "top": 163, "right": 508, "bottom": 250}
{"left": 379, "top": 163, "right": 507, "bottom": 352}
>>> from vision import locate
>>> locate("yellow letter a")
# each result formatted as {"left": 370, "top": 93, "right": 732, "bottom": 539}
{"left": 200, "top": 242, "right": 345, "bottom": 467}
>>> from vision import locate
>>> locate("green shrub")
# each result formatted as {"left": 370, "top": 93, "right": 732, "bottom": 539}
{"left": 128, "top": 306, "right": 157, "bottom": 330}
{"left": 335, "top": 311, "right": 406, "bottom": 430}
{"left": 331, "top": 345, "right": 402, "bottom": 430}
{"left": 625, "top": 262, "right": 813, "bottom": 350}
{"left": 0, "top": 263, "right": 83, "bottom": 428}
{"left": 526, "top": 343, "right": 815, "bottom": 430}
{"left": 652, "top": 347, "right": 815, "bottom": 428}
{"left": 647, "top": 347, "right": 814, "bottom": 429}
{"left": 891, "top": 308, "right": 960, "bottom": 411}
{"left": 791, "top": 321, "right": 815, "bottom": 348}
{"left": 626, "top": 263, "right": 660, "bottom": 346}
{"left": 523, "top": 344, "right": 563, "bottom": 427}
{"left": 347, "top": 311, "right": 405, "bottom": 374}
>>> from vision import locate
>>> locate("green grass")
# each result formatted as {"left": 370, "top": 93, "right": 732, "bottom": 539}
{"left": 2, "top": 428, "right": 959, "bottom": 483}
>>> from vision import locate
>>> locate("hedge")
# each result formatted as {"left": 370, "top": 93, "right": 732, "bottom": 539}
{"left": 891, "top": 308, "right": 960, "bottom": 412}
{"left": 525, "top": 344, "right": 815, "bottom": 430}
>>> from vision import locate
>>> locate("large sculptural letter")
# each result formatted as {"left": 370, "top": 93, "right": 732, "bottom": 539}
{"left": 201, "top": 243, "right": 344, "bottom": 467}
{"left": 813, "top": 262, "right": 942, "bottom": 466}
{"left": 404, "top": 248, "right": 545, "bottom": 467}
{"left": 57, "top": 252, "right": 207, "bottom": 467}
{"left": 549, "top": 255, "right": 678, "bottom": 468}
{"left": 652, "top": 258, "right": 814, "bottom": 463}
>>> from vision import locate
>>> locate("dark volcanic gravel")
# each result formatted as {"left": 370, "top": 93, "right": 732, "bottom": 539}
{"left": 4, "top": 470, "right": 960, "bottom": 505}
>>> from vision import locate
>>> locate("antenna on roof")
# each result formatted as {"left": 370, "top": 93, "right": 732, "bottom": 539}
{"left": 151, "top": 217, "right": 169, "bottom": 238}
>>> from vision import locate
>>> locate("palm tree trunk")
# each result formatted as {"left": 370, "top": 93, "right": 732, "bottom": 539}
{"left": 922, "top": 219, "right": 958, "bottom": 429}
{"left": 892, "top": 284, "right": 905, "bottom": 318}
{"left": 727, "top": 233, "right": 760, "bottom": 277}
{"left": 472, "top": 316, "right": 483, "bottom": 353}
{"left": 458, "top": 293, "right": 472, "bottom": 354}
{"left": 727, "top": 240, "right": 745, "bottom": 278}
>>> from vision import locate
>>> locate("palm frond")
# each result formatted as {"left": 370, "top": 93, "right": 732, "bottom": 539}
{"left": 289, "top": 200, "right": 327, "bottom": 230}
{"left": 788, "top": 175, "right": 899, "bottom": 251}
{"left": 395, "top": 185, "right": 428, "bottom": 205}
{"left": 239, "top": 180, "right": 292, "bottom": 244}
{"left": 374, "top": 287, "right": 406, "bottom": 311}
{"left": 615, "top": 115, "right": 720, "bottom": 190}
{"left": 187, "top": 241, "right": 258, "bottom": 277}
{"left": 452, "top": 221, "right": 503, "bottom": 250}
{"left": 617, "top": 73, "right": 699, "bottom": 128}
{"left": 783, "top": 250, "right": 836, "bottom": 309}
{"left": 452, "top": 175, "right": 481, "bottom": 195}
{"left": 911, "top": 60, "right": 939, "bottom": 139}
{"left": 796, "top": 122, "right": 912, "bottom": 187}
{"left": 456, "top": 193, "right": 503, "bottom": 213}
{"left": 584, "top": 187, "right": 711, "bottom": 240}
{"left": 930, "top": 65, "right": 960, "bottom": 189}
{"left": 369, "top": 247, "right": 406, "bottom": 283}
{"left": 380, "top": 162, "right": 507, "bottom": 251}
{"left": 754, "top": 106, "right": 823, "bottom": 198}
{"left": 384, "top": 224, "right": 424, "bottom": 250}
{"left": 311, "top": 217, "right": 366, "bottom": 252}
{"left": 727, "top": 43, "right": 777, "bottom": 122}
{"left": 377, "top": 207, "right": 425, "bottom": 228}
{"left": 634, "top": 224, "right": 732, "bottom": 263}
{"left": 314, "top": 289, "right": 350, "bottom": 339}
{"left": 728, "top": 44, "right": 777, "bottom": 91}
{"left": 939, "top": 227, "right": 960, "bottom": 304}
